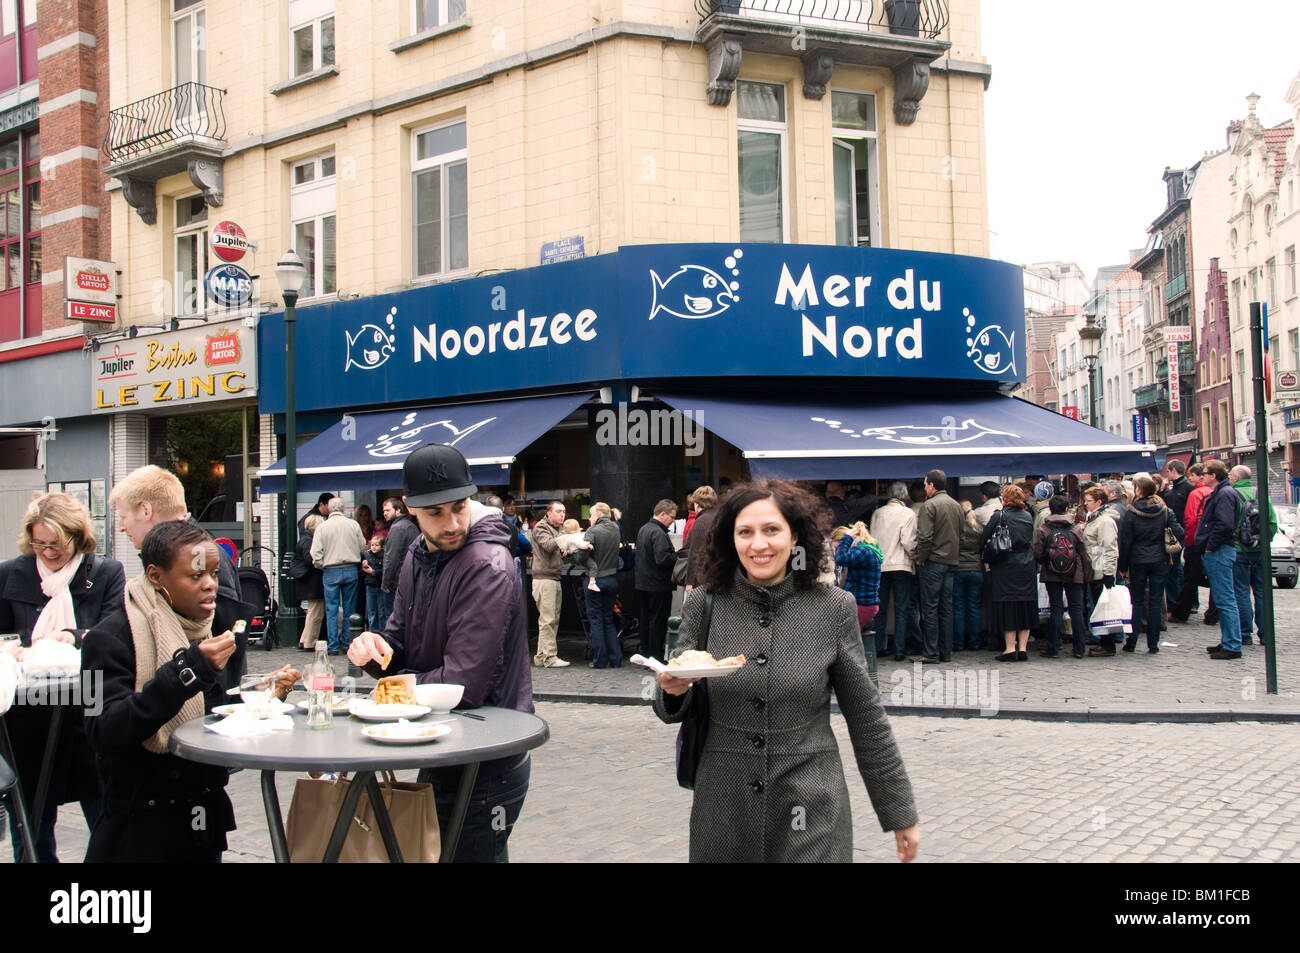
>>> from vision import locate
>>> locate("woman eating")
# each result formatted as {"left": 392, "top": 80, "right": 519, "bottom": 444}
{"left": 654, "top": 480, "right": 919, "bottom": 863}
{"left": 0, "top": 493, "right": 124, "bottom": 861}
{"left": 82, "top": 521, "right": 268, "bottom": 862}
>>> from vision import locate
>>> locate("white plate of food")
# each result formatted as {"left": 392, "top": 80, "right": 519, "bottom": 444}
{"left": 663, "top": 650, "right": 747, "bottom": 679}
{"left": 348, "top": 698, "right": 431, "bottom": 722}
{"left": 361, "top": 722, "right": 452, "bottom": 745}
{"left": 212, "top": 700, "right": 295, "bottom": 718}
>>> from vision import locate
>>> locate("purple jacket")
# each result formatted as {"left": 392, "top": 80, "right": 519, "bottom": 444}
{"left": 368, "top": 502, "right": 534, "bottom": 721}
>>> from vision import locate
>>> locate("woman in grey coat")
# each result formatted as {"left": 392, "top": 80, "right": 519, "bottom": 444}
{"left": 654, "top": 481, "right": 920, "bottom": 863}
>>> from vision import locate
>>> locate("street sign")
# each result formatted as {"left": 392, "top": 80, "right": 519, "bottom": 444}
{"left": 1132, "top": 413, "right": 1147, "bottom": 444}
{"left": 68, "top": 300, "right": 115, "bottom": 323}
{"left": 64, "top": 256, "right": 117, "bottom": 306}
{"left": 1167, "top": 341, "right": 1181, "bottom": 412}
{"left": 1278, "top": 369, "right": 1300, "bottom": 393}
{"left": 204, "top": 263, "right": 254, "bottom": 307}
{"left": 210, "top": 221, "right": 255, "bottom": 263}
{"left": 1062, "top": 406, "right": 1079, "bottom": 420}
{"left": 1165, "top": 326, "right": 1192, "bottom": 343}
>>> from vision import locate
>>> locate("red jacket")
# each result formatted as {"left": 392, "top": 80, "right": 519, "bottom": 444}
{"left": 1183, "top": 485, "right": 1212, "bottom": 546}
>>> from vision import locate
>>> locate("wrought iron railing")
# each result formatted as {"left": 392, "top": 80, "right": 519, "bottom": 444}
{"left": 1134, "top": 383, "right": 1166, "bottom": 408}
{"left": 1164, "top": 272, "right": 1188, "bottom": 301}
{"left": 104, "top": 82, "right": 227, "bottom": 164}
{"left": 694, "top": 0, "right": 949, "bottom": 38}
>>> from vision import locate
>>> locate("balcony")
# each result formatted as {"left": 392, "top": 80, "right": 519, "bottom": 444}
{"left": 1164, "top": 272, "right": 1188, "bottom": 301}
{"left": 103, "top": 82, "right": 228, "bottom": 225}
{"left": 1134, "top": 383, "right": 1167, "bottom": 409}
{"left": 694, "top": 0, "right": 951, "bottom": 122}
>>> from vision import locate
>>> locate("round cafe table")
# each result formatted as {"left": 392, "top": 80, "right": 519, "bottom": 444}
{"left": 169, "top": 703, "right": 549, "bottom": 863}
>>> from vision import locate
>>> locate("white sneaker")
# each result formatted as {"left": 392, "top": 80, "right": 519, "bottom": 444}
{"left": 544, "top": 658, "right": 571, "bottom": 668}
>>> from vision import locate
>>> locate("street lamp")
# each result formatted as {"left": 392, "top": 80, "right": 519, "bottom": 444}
{"left": 1079, "top": 311, "right": 1103, "bottom": 429}
{"left": 274, "top": 249, "right": 307, "bottom": 647}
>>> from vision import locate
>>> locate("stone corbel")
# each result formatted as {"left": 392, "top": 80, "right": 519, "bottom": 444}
{"left": 118, "top": 175, "right": 157, "bottom": 225}
{"left": 187, "top": 157, "right": 224, "bottom": 208}
{"left": 892, "top": 57, "right": 931, "bottom": 125}
{"left": 705, "top": 32, "right": 744, "bottom": 107}
{"left": 801, "top": 49, "right": 834, "bottom": 100}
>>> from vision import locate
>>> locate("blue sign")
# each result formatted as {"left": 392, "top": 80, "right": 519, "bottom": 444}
{"left": 204, "top": 263, "right": 254, "bottom": 307}
{"left": 257, "top": 244, "right": 1025, "bottom": 415}
{"left": 1132, "top": 413, "right": 1147, "bottom": 444}
{"left": 540, "top": 236, "right": 585, "bottom": 265}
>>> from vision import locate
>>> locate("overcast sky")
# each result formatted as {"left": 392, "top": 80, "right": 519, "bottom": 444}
{"left": 983, "top": 0, "right": 1300, "bottom": 284}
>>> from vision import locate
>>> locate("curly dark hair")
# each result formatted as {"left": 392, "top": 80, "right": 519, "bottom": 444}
{"left": 140, "top": 520, "right": 213, "bottom": 573}
{"left": 697, "top": 480, "right": 831, "bottom": 593}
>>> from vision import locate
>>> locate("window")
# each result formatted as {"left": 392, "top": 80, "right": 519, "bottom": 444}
{"left": 0, "top": 132, "right": 38, "bottom": 293}
{"left": 1219, "top": 400, "right": 1230, "bottom": 448}
{"left": 174, "top": 194, "right": 208, "bottom": 315}
{"left": 737, "top": 81, "right": 787, "bottom": 243}
{"left": 1270, "top": 334, "right": 1280, "bottom": 380}
{"left": 290, "top": 0, "right": 334, "bottom": 78}
{"left": 1236, "top": 350, "right": 1246, "bottom": 410}
{"left": 1220, "top": 354, "right": 1227, "bottom": 381}
{"left": 1267, "top": 258, "right": 1277, "bottom": 307}
{"left": 1231, "top": 279, "right": 1241, "bottom": 325}
{"left": 1200, "top": 361, "right": 1207, "bottom": 385}
{"left": 1202, "top": 406, "right": 1213, "bottom": 446}
{"left": 414, "top": 0, "right": 466, "bottom": 32}
{"left": 172, "top": 1, "right": 205, "bottom": 87}
{"left": 290, "top": 154, "right": 336, "bottom": 298}
{"left": 1291, "top": 329, "right": 1299, "bottom": 370}
{"left": 831, "top": 91, "right": 880, "bottom": 248}
{"left": 1286, "top": 246, "right": 1297, "bottom": 299}
{"left": 1210, "top": 349, "right": 1217, "bottom": 384}
{"left": 412, "top": 120, "right": 468, "bottom": 278}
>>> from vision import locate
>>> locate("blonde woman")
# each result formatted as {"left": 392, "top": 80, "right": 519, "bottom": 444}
{"left": 0, "top": 493, "right": 125, "bottom": 861}
{"left": 582, "top": 502, "right": 623, "bottom": 667}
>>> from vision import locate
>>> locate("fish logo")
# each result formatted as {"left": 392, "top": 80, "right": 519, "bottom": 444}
{"left": 965, "top": 308, "right": 1016, "bottom": 376}
{"left": 345, "top": 307, "right": 398, "bottom": 372}
{"left": 649, "top": 252, "right": 742, "bottom": 320}
{"left": 811, "top": 416, "right": 1019, "bottom": 445}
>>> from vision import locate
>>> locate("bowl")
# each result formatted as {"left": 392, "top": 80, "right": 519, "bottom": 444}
{"left": 413, "top": 683, "right": 464, "bottom": 711}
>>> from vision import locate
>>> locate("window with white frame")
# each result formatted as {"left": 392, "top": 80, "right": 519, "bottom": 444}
{"left": 290, "top": 154, "right": 336, "bottom": 299}
{"left": 174, "top": 194, "right": 208, "bottom": 315}
{"left": 290, "top": 0, "right": 334, "bottom": 77}
{"left": 412, "top": 121, "right": 468, "bottom": 278}
{"left": 737, "top": 81, "right": 787, "bottom": 244}
{"left": 414, "top": 0, "right": 466, "bottom": 32}
{"left": 830, "top": 90, "right": 880, "bottom": 248}
{"left": 172, "top": 0, "right": 205, "bottom": 87}
{"left": 1286, "top": 245, "right": 1296, "bottom": 299}
{"left": 1290, "top": 329, "right": 1299, "bottom": 369}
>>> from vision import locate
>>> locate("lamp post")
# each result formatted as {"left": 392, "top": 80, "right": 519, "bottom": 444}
{"left": 274, "top": 249, "right": 307, "bottom": 646}
{"left": 1079, "top": 311, "right": 1103, "bottom": 429}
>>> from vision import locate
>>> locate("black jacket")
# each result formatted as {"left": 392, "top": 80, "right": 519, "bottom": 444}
{"left": 382, "top": 515, "right": 420, "bottom": 592}
{"left": 1118, "top": 497, "right": 1183, "bottom": 572}
{"left": 634, "top": 518, "right": 676, "bottom": 592}
{"left": 293, "top": 531, "right": 324, "bottom": 601}
{"left": 583, "top": 517, "right": 622, "bottom": 578}
{"left": 1195, "top": 482, "right": 1243, "bottom": 554}
{"left": 1160, "top": 476, "right": 1193, "bottom": 530}
{"left": 0, "top": 553, "right": 125, "bottom": 807}
{"left": 81, "top": 608, "right": 236, "bottom": 861}
{"left": 979, "top": 507, "right": 1037, "bottom": 602}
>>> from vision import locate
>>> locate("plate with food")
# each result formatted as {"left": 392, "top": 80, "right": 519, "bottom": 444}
{"left": 213, "top": 700, "right": 295, "bottom": 718}
{"left": 349, "top": 676, "right": 430, "bottom": 720}
{"left": 663, "top": 650, "right": 747, "bottom": 679}
{"left": 361, "top": 722, "right": 453, "bottom": 745}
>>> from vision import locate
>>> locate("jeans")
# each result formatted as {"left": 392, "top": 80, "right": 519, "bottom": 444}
{"left": 1170, "top": 546, "right": 1204, "bottom": 620}
{"left": 1201, "top": 547, "right": 1242, "bottom": 651}
{"left": 876, "top": 571, "right": 914, "bottom": 656}
{"left": 918, "top": 561, "right": 954, "bottom": 660}
{"left": 378, "top": 589, "right": 394, "bottom": 632}
{"left": 585, "top": 575, "right": 621, "bottom": 667}
{"left": 1233, "top": 550, "right": 1265, "bottom": 643}
{"left": 1165, "top": 553, "right": 1183, "bottom": 608}
{"left": 419, "top": 755, "right": 531, "bottom": 863}
{"left": 951, "top": 570, "right": 984, "bottom": 650}
{"left": 322, "top": 565, "right": 359, "bottom": 651}
{"left": 1127, "top": 561, "right": 1168, "bottom": 650}
{"left": 365, "top": 586, "right": 385, "bottom": 632}
{"left": 9, "top": 797, "right": 102, "bottom": 863}
{"left": 1045, "top": 581, "right": 1088, "bottom": 655}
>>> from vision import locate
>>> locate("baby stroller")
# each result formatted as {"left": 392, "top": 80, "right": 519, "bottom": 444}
{"left": 239, "top": 547, "right": 280, "bottom": 651}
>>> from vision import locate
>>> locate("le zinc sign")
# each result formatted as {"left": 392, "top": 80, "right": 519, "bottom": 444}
{"left": 92, "top": 323, "right": 257, "bottom": 414}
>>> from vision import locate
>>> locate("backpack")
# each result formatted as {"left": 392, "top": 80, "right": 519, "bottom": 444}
{"left": 1045, "top": 525, "right": 1079, "bottom": 575}
{"left": 1237, "top": 495, "right": 1261, "bottom": 550}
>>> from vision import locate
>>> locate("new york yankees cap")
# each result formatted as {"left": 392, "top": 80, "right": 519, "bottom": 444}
{"left": 402, "top": 443, "right": 478, "bottom": 508}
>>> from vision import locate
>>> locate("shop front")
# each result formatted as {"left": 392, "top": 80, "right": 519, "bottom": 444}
{"left": 258, "top": 242, "right": 1156, "bottom": 539}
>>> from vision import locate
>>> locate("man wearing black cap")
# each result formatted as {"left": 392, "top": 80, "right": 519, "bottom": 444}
{"left": 347, "top": 443, "right": 534, "bottom": 862}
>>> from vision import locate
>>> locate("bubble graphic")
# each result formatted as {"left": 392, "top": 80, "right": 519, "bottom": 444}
{"left": 730, "top": 281, "right": 739, "bottom": 290}
{"left": 732, "top": 270, "right": 739, "bottom": 277}
{"left": 826, "top": 420, "right": 841, "bottom": 427}
{"left": 733, "top": 249, "right": 743, "bottom": 259}
{"left": 725, "top": 256, "right": 736, "bottom": 268}
{"left": 967, "top": 338, "right": 974, "bottom": 347}
{"left": 811, "top": 417, "right": 826, "bottom": 422}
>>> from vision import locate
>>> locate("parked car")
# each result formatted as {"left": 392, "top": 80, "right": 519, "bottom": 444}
{"left": 1272, "top": 525, "right": 1299, "bottom": 589}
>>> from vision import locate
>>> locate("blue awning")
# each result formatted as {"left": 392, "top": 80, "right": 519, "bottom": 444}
{"left": 657, "top": 392, "right": 1156, "bottom": 479}
{"left": 259, "top": 392, "right": 592, "bottom": 494}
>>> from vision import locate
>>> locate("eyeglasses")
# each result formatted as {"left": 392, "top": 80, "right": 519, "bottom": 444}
{"left": 31, "top": 540, "right": 65, "bottom": 553}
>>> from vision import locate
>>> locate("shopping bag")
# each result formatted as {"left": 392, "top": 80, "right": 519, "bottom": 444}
{"left": 285, "top": 771, "right": 440, "bottom": 863}
{"left": 1037, "top": 582, "right": 1051, "bottom": 622}
{"left": 1089, "top": 586, "right": 1133, "bottom": 637}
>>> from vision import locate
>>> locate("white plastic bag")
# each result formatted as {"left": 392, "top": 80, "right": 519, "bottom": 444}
{"left": 1089, "top": 585, "right": 1133, "bottom": 636}
{"left": 1037, "top": 582, "right": 1052, "bottom": 622}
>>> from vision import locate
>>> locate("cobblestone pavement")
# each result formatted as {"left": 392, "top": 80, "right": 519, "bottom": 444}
{"left": 15, "top": 701, "right": 1300, "bottom": 863}
{"left": 253, "top": 584, "right": 1300, "bottom": 715}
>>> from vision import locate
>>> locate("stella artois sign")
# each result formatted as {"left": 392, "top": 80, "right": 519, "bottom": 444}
{"left": 64, "top": 256, "right": 118, "bottom": 307}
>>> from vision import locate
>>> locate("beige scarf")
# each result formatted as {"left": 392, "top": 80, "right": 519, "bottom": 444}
{"left": 31, "top": 553, "right": 85, "bottom": 644}
{"left": 124, "top": 574, "right": 212, "bottom": 754}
